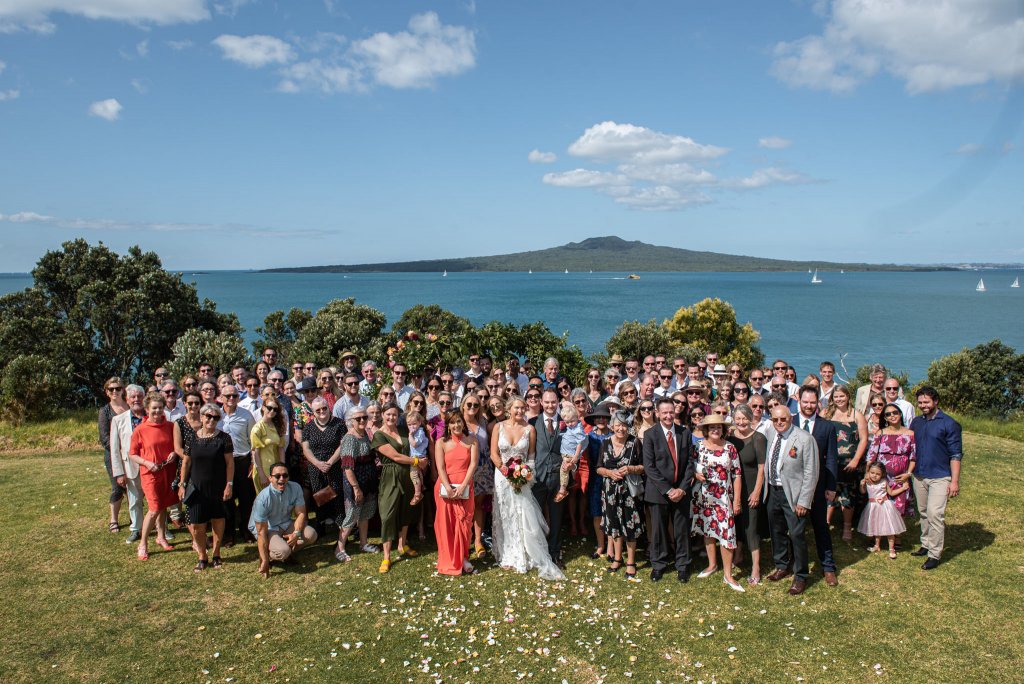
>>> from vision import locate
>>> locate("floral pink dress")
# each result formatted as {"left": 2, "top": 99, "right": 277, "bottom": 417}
{"left": 867, "top": 432, "right": 916, "bottom": 516}
{"left": 690, "top": 441, "right": 742, "bottom": 549}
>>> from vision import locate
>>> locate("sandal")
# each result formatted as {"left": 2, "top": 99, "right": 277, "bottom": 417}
{"left": 624, "top": 562, "right": 640, "bottom": 581}
{"left": 137, "top": 547, "right": 149, "bottom": 561}
{"left": 398, "top": 546, "right": 419, "bottom": 558}
{"left": 211, "top": 556, "right": 223, "bottom": 569}
{"left": 194, "top": 559, "right": 208, "bottom": 573}
{"left": 379, "top": 558, "right": 392, "bottom": 574}
{"left": 410, "top": 493, "right": 423, "bottom": 506}
{"left": 747, "top": 575, "right": 761, "bottom": 586}
{"left": 108, "top": 521, "right": 120, "bottom": 533}
{"left": 607, "top": 557, "right": 622, "bottom": 573}
{"left": 156, "top": 539, "right": 174, "bottom": 551}
{"left": 474, "top": 545, "right": 487, "bottom": 560}
{"left": 590, "top": 549, "right": 606, "bottom": 560}
{"left": 553, "top": 489, "right": 568, "bottom": 503}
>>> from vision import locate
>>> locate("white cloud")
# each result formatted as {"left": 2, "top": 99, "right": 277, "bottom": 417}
{"left": 130, "top": 78, "right": 147, "bottom": 94}
{"left": 528, "top": 149, "right": 557, "bottom": 164}
{"left": 136, "top": 39, "right": 148, "bottom": 57}
{"left": 541, "top": 121, "right": 816, "bottom": 211}
{"left": 235, "top": 13, "right": 476, "bottom": 94}
{"left": 213, "top": 34, "right": 296, "bottom": 68}
{"left": 350, "top": 12, "right": 476, "bottom": 89}
{"left": 213, "top": 0, "right": 253, "bottom": 17}
{"left": 568, "top": 121, "right": 728, "bottom": 163}
{"left": 954, "top": 143, "right": 983, "bottom": 155}
{"left": 542, "top": 169, "right": 629, "bottom": 188}
{"left": 0, "top": 210, "right": 329, "bottom": 238}
{"left": 771, "top": 0, "right": 1024, "bottom": 94}
{"left": 88, "top": 98, "right": 122, "bottom": 121}
{"left": 166, "top": 39, "right": 193, "bottom": 51}
{"left": 0, "top": 0, "right": 209, "bottom": 31}
{"left": 0, "top": 88, "right": 18, "bottom": 101}
{"left": 758, "top": 136, "right": 793, "bottom": 149}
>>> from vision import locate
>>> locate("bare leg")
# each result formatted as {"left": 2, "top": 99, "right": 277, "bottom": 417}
{"left": 841, "top": 506, "right": 854, "bottom": 541}
{"left": 155, "top": 509, "right": 169, "bottom": 543}
{"left": 357, "top": 520, "right": 370, "bottom": 547}
{"left": 382, "top": 540, "right": 393, "bottom": 564}
{"left": 722, "top": 546, "right": 735, "bottom": 580}
{"left": 704, "top": 538, "right": 719, "bottom": 573}
{"left": 398, "top": 525, "right": 409, "bottom": 553}
{"left": 139, "top": 509, "right": 156, "bottom": 555}
{"left": 625, "top": 540, "right": 636, "bottom": 567}
{"left": 338, "top": 524, "right": 353, "bottom": 555}
{"left": 473, "top": 496, "right": 486, "bottom": 552}
{"left": 191, "top": 522, "right": 209, "bottom": 562}
{"left": 211, "top": 519, "right": 225, "bottom": 558}
{"left": 887, "top": 535, "right": 897, "bottom": 558}
{"left": 110, "top": 500, "right": 122, "bottom": 527}
{"left": 750, "top": 548, "right": 762, "bottom": 581}
{"left": 592, "top": 516, "right": 605, "bottom": 555}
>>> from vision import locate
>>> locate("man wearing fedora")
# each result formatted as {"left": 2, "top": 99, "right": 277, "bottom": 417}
{"left": 643, "top": 397, "right": 696, "bottom": 582}
{"left": 763, "top": 405, "right": 819, "bottom": 595}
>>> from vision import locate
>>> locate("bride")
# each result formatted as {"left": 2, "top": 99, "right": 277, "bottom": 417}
{"left": 489, "top": 397, "right": 565, "bottom": 580}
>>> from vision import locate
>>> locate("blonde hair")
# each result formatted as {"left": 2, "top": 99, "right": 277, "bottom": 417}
{"left": 559, "top": 403, "right": 579, "bottom": 422}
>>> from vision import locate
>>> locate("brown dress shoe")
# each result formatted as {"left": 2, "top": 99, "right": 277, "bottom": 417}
{"left": 824, "top": 571, "right": 838, "bottom": 586}
{"left": 788, "top": 579, "right": 807, "bottom": 595}
{"left": 766, "top": 568, "right": 792, "bottom": 582}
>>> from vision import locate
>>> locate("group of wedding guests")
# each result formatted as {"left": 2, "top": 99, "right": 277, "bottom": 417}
{"left": 98, "top": 350, "right": 963, "bottom": 592}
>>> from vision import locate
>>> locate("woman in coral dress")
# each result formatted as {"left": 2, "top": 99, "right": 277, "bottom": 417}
{"left": 129, "top": 392, "right": 180, "bottom": 560}
{"left": 434, "top": 410, "right": 478, "bottom": 575}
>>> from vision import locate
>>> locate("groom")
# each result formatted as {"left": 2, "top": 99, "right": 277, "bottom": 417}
{"left": 530, "top": 389, "right": 566, "bottom": 566}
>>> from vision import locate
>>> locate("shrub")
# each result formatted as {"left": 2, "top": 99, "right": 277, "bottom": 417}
{"left": 166, "top": 330, "right": 251, "bottom": 380}
{"left": 924, "top": 340, "right": 1024, "bottom": 417}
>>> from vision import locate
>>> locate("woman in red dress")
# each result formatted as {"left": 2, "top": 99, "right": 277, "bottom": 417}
{"left": 129, "top": 392, "right": 181, "bottom": 560}
{"left": 433, "top": 410, "right": 478, "bottom": 575}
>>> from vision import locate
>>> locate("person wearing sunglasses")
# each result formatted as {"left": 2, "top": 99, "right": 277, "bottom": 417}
{"left": 762, "top": 406, "right": 819, "bottom": 596}
{"left": 251, "top": 462, "right": 317, "bottom": 578}
{"left": 867, "top": 402, "right": 917, "bottom": 523}
{"left": 335, "top": 407, "right": 380, "bottom": 562}
{"left": 169, "top": 389, "right": 204, "bottom": 530}
{"left": 160, "top": 379, "right": 185, "bottom": 422}
{"left": 633, "top": 401, "right": 657, "bottom": 441}
{"left": 505, "top": 356, "right": 529, "bottom": 395}
{"left": 99, "top": 376, "right": 129, "bottom": 533}
{"left": 127, "top": 392, "right": 181, "bottom": 561}
{"left": 583, "top": 367, "right": 606, "bottom": 405}
{"left": 178, "top": 403, "right": 234, "bottom": 571}
{"left": 300, "top": 396, "right": 346, "bottom": 537}
{"left": 252, "top": 399, "right": 287, "bottom": 493}
{"left": 218, "top": 384, "right": 258, "bottom": 546}
{"left": 332, "top": 372, "right": 370, "bottom": 421}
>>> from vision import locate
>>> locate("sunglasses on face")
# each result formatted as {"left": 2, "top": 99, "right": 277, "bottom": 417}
{"left": 734, "top": 388, "right": 749, "bottom": 394}
{"left": 438, "top": 400, "right": 453, "bottom": 407}
{"left": 106, "top": 386, "right": 123, "bottom": 392}
{"left": 691, "top": 412, "right": 705, "bottom": 418}
{"left": 353, "top": 416, "right": 368, "bottom": 422}
{"left": 271, "top": 473, "right": 289, "bottom": 480}
{"left": 639, "top": 406, "right": 654, "bottom": 412}
{"left": 161, "top": 389, "right": 176, "bottom": 395}
{"left": 345, "top": 381, "right": 359, "bottom": 387}
{"left": 185, "top": 401, "right": 201, "bottom": 407}
{"left": 529, "top": 383, "right": 542, "bottom": 389}
{"left": 201, "top": 414, "right": 219, "bottom": 420}
{"left": 871, "top": 403, "right": 884, "bottom": 408}
{"left": 672, "top": 399, "right": 685, "bottom": 404}
{"left": 314, "top": 408, "right": 329, "bottom": 413}
{"left": 265, "top": 407, "right": 278, "bottom": 413}
{"left": 427, "top": 384, "right": 441, "bottom": 390}
{"left": 884, "top": 410, "right": 901, "bottom": 417}
{"left": 463, "top": 402, "right": 479, "bottom": 408}
{"left": 526, "top": 393, "right": 540, "bottom": 400}
{"left": 222, "top": 393, "right": 238, "bottom": 399}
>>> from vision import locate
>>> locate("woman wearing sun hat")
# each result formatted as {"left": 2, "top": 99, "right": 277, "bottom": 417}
{"left": 690, "top": 412, "right": 745, "bottom": 592}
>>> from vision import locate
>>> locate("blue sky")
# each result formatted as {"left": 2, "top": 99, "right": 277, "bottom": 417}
{"left": 0, "top": 0, "right": 1021, "bottom": 270}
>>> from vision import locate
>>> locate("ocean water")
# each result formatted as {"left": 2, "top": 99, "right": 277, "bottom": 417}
{"left": 3, "top": 269, "right": 1022, "bottom": 381}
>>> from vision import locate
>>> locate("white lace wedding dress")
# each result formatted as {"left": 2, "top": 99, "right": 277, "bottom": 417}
{"left": 491, "top": 423, "right": 565, "bottom": 581}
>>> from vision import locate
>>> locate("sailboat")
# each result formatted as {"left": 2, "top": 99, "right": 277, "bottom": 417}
{"left": 1012, "top": 276, "right": 1020, "bottom": 288}
{"left": 564, "top": 268, "right": 569, "bottom": 274}
{"left": 442, "top": 270, "right": 447, "bottom": 277}
{"left": 810, "top": 269, "right": 822, "bottom": 284}
{"left": 976, "top": 278, "right": 986, "bottom": 292}
{"left": 840, "top": 269, "right": 845, "bottom": 274}
{"left": 528, "top": 269, "right": 532, "bottom": 274}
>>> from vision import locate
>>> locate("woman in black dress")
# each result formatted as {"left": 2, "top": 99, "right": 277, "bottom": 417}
{"left": 596, "top": 410, "right": 645, "bottom": 581}
{"left": 728, "top": 404, "right": 767, "bottom": 585}
{"left": 300, "top": 397, "right": 347, "bottom": 530}
{"left": 178, "top": 403, "right": 234, "bottom": 571}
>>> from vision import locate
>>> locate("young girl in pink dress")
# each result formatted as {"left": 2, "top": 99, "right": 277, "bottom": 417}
{"left": 857, "top": 462, "right": 908, "bottom": 559}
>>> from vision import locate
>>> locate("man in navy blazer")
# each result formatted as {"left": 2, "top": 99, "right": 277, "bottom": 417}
{"left": 642, "top": 397, "right": 696, "bottom": 582}
{"left": 796, "top": 385, "right": 840, "bottom": 586}
{"left": 529, "top": 388, "right": 567, "bottom": 564}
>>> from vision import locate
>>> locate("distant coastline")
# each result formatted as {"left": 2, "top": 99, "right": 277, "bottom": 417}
{"left": 261, "top": 235, "right": 959, "bottom": 274}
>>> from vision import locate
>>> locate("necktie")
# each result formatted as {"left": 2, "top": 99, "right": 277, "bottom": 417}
{"left": 769, "top": 435, "right": 783, "bottom": 483}
{"left": 803, "top": 418, "right": 811, "bottom": 432}
{"left": 546, "top": 418, "right": 554, "bottom": 435}
{"left": 666, "top": 430, "right": 678, "bottom": 482}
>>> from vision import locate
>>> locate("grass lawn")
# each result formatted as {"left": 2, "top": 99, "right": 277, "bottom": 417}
{"left": 1, "top": 430, "right": 1021, "bottom": 683}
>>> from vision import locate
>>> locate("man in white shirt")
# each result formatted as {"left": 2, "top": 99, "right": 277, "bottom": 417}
{"left": 855, "top": 364, "right": 888, "bottom": 415}
{"left": 161, "top": 380, "right": 185, "bottom": 421}
{"left": 391, "top": 363, "right": 414, "bottom": 409}
{"left": 219, "top": 386, "right": 257, "bottom": 545}
{"left": 818, "top": 361, "right": 840, "bottom": 408}
{"left": 359, "top": 361, "right": 379, "bottom": 396}
{"left": 883, "top": 378, "right": 915, "bottom": 426}
{"left": 623, "top": 358, "right": 641, "bottom": 390}
{"left": 653, "top": 367, "right": 675, "bottom": 398}
{"left": 505, "top": 356, "right": 530, "bottom": 395}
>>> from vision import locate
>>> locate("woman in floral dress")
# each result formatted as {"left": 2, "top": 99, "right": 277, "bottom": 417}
{"left": 691, "top": 413, "right": 745, "bottom": 592}
{"left": 597, "top": 411, "right": 644, "bottom": 581}
{"left": 867, "top": 403, "right": 917, "bottom": 516}
{"left": 823, "top": 385, "right": 868, "bottom": 541}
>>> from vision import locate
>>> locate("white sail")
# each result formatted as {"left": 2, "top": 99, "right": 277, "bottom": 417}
{"left": 976, "top": 278, "right": 986, "bottom": 292}
{"left": 1012, "top": 276, "right": 1020, "bottom": 288}
{"left": 564, "top": 268, "right": 569, "bottom": 274}
{"left": 442, "top": 270, "right": 447, "bottom": 277}
{"left": 528, "top": 269, "right": 532, "bottom": 274}
{"left": 810, "top": 269, "right": 822, "bottom": 284}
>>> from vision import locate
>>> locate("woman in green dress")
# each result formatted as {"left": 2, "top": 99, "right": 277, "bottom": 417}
{"left": 371, "top": 401, "right": 421, "bottom": 573}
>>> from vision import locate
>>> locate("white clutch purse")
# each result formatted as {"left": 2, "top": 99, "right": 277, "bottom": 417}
{"left": 439, "top": 482, "right": 471, "bottom": 499}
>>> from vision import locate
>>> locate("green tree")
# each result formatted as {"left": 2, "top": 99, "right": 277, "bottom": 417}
{"left": 252, "top": 307, "right": 313, "bottom": 361}
{"left": 392, "top": 304, "right": 471, "bottom": 338}
{"left": 0, "top": 239, "right": 238, "bottom": 405}
{"left": 603, "top": 319, "right": 677, "bottom": 362}
{"left": 924, "top": 340, "right": 1024, "bottom": 417}
{"left": 664, "top": 298, "right": 764, "bottom": 370}
{"left": 167, "top": 329, "right": 251, "bottom": 380}
{"left": 290, "top": 298, "right": 387, "bottom": 368}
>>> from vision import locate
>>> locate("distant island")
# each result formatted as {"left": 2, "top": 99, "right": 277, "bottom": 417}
{"left": 262, "top": 236, "right": 954, "bottom": 273}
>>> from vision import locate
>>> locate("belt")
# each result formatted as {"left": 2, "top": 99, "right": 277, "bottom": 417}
{"left": 233, "top": 452, "right": 252, "bottom": 459}
{"left": 768, "top": 483, "right": 784, "bottom": 489}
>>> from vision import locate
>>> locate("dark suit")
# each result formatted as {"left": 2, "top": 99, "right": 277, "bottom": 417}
{"left": 530, "top": 412, "right": 565, "bottom": 561}
{"left": 803, "top": 414, "right": 839, "bottom": 574}
{"left": 642, "top": 424, "right": 696, "bottom": 573}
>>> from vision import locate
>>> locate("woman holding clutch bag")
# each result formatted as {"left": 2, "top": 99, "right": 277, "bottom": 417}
{"left": 178, "top": 403, "right": 234, "bottom": 571}
{"left": 434, "top": 409, "right": 479, "bottom": 575}
{"left": 300, "top": 397, "right": 345, "bottom": 538}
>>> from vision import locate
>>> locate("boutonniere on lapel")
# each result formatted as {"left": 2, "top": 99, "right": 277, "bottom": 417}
{"left": 788, "top": 446, "right": 798, "bottom": 458}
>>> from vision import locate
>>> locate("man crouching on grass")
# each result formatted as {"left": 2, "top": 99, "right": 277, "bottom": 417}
{"left": 250, "top": 461, "right": 318, "bottom": 577}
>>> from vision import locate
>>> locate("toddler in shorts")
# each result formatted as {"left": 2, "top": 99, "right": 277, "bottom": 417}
{"left": 406, "top": 411, "right": 428, "bottom": 506}
{"left": 554, "top": 403, "right": 587, "bottom": 503}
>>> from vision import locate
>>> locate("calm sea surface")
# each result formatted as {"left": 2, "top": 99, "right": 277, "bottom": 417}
{"left": 3, "top": 269, "right": 1022, "bottom": 381}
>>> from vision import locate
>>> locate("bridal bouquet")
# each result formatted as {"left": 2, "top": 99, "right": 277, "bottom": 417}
{"left": 503, "top": 457, "right": 533, "bottom": 494}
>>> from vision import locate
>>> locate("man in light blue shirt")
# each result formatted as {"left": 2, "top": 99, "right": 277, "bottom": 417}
{"left": 218, "top": 388, "right": 257, "bottom": 545}
{"left": 250, "top": 462, "right": 318, "bottom": 577}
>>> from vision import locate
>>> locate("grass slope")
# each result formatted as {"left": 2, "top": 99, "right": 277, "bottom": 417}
{"left": 0, "top": 432, "right": 1019, "bottom": 682}
{"left": 264, "top": 236, "right": 938, "bottom": 274}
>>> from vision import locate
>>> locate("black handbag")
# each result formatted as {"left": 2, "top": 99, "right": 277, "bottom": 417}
{"left": 182, "top": 481, "right": 200, "bottom": 506}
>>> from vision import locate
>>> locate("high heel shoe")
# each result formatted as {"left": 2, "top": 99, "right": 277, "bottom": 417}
{"left": 607, "top": 557, "right": 622, "bottom": 573}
